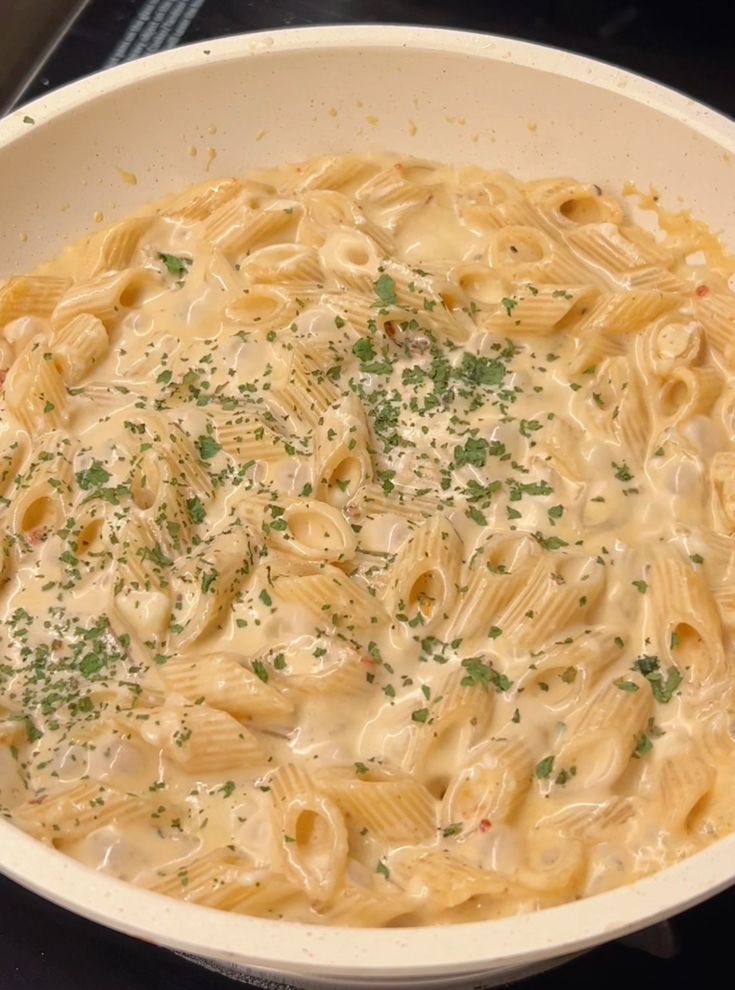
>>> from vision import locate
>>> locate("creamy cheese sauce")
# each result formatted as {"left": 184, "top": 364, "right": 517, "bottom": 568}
{"left": 1, "top": 153, "right": 735, "bottom": 926}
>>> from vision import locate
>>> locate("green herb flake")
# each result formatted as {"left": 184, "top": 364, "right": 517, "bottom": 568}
{"left": 466, "top": 505, "right": 488, "bottom": 526}
{"left": 535, "top": 755, "right": 555, "bottom": 779}
{"left": 633, "top": 732, "right": 653, "bottom": 758}
{"left": 632, "top": 655, "right": 682, "bottom": 703}
{"left": 533, "top": 531, "right": 568, "bottom": 551}
{"left": 612, "top": 461, "right": 633, "bottom": 482}
{"left": 186, "top": 496, "right": 206, "bottom": 524}
{"left": 201, "top": 571, "right": 217, "bottom": 593}
{"left": 76, "top": 461, "right": 111, "bottom": 490}
{"left": 196, "top": 434, "right": 221, "bottom": 460}
{"left": 24, "top": 717, "right": 43, "bottom": 743}
{"left": 159, "top": 253, "right": 191, "bottom": 277}
{"left": 454, "top": 436, "right": 495, "bottom": 469}
{"left": 373, "top": 273, "right": 397, "bottom": 306}
{"left": 460, "top": 657, "right": 512, "bottom": 693}
{"left": 376, "top": 860, "right": 390, "bottom": 879}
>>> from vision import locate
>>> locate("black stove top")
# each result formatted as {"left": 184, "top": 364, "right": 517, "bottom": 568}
{"left": 3, "top": 1, "right": 735, "bottom": 987}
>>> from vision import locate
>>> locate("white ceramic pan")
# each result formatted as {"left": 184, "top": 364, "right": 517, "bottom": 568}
{"left": 1, "top": 25, "right": 734, "bottom": 990}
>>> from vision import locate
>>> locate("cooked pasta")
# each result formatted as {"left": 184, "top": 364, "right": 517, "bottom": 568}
{"left": 1, "top": 152, "right": 735, "bottom": 927}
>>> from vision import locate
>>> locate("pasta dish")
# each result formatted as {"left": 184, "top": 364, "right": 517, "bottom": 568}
{"left": 1, "top": 153, "right": 734, "bottom": 926}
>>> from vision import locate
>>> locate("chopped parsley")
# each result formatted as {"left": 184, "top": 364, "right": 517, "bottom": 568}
{"left": 373, "top": 273, "right": 397, "bottom": 306}
{"left": 186, "top": 496, "right": 206, "bottom": 524}
{"left": 633, "top": 732, "right": 653, "bottom": 758}
{"left": 535, "top": 755, "right": 555, "bottom": 779}
{"left": 75, "top": 461, "right": 111, "bottom": 490}
{"left": 460, "top": 657, "right": 512, "bottom": 692}
{"left": 196, "top": 434, "right": 221, "bottom": 460}
{"left": 612, "top": 461, "right": 633, "bottom": 482}
{"left": 631, "top": 655, "right": 682, "bottom": 703}
{"left": 533, "top": 531, "right": 568, "bottom": 551}
{"left": 453, "top": 437, "right": 498, "bottom": 469}
{"left": 159, "top": 253, "right": 191, "bottom": 277}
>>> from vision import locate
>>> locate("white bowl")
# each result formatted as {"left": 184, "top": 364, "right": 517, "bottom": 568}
{"left": 1, "top": 25, "right": 735, "bottom": 989}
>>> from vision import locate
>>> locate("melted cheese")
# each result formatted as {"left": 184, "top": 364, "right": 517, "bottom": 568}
{"left": 1, "top": 153, "right": 735, "bottom": 926}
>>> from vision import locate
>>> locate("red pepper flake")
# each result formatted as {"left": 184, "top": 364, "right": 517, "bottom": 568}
{"left": 695, "top": 284, "right": 710, "bottom": 298}
{"left": 479, "top": 819, "right": 492, "bottom": 833}
{"left": 384, "top": 321, "right": 396, "bottom": 338}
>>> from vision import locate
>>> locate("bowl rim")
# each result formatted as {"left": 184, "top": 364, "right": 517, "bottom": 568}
{"left": 1, "top": 23, "right": 735, "bottom": 979}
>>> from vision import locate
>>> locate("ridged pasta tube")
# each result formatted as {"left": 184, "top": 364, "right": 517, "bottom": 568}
{"left": 146, "top": 849, "right": 296, "bottom": 914}
{"left": 441, "top": 737, "right": 534, "bottom": 833}
{"left": 159, "top": 652, "right": 294, "bottom": 720}
{"left": 269, "top": 764, "right": 348, "bottom": 899}
{"left": 382, "top": 515, "right": 463, "bottom": 631}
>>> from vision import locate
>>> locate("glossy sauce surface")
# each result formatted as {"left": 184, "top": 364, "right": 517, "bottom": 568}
{"left": 1, "top": 154, "right": 735, "bottom": 926}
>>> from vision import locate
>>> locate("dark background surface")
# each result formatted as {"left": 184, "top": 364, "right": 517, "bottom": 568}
{"left": 3, "top": 0, "right": 735, "bottom": 987}
{"left": 16, "top": 0, "right": 735, "bottom": 118}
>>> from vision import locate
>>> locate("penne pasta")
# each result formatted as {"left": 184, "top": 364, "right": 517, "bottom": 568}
{"left": 159, "top": 652, "right": 294, "bottom": 720}
{"left": 119, "top": 703, "right": 265, "bottom": 774}
{"left": 4, "top": 150, "right": 735, "bottom": 929}
{"left": 382, "top": 515, "right": 463, "bottom": 631}
{"left": 268, "top": 764, "right": 348, "bottom": 899}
